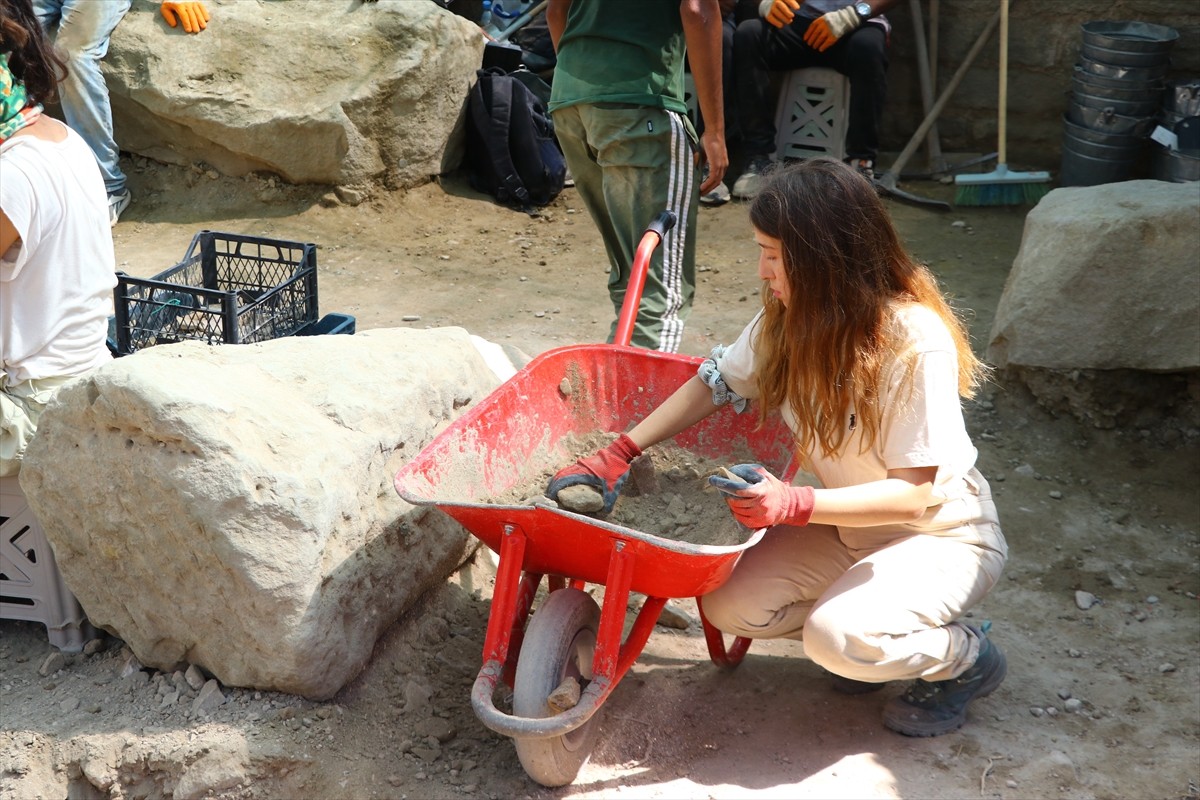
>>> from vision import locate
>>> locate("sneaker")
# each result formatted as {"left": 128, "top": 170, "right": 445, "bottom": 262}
{"left": 731, "top": 155, "right": 772, "bottom": 200}
{"left": 108, "top": 189, "right": 132, "bottom": 227}
{"left": 847, "top": 158, "right": 876, "bottom": 180}
{"left": 882, "top": 624, "right": 1007, "bottom": 737}
{"left": 699, "top": 180, "right": 731, "bottom": 207}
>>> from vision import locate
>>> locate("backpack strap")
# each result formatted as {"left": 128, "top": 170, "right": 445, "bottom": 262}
{"left": 469, "top": 70, "right": 529, "bottom": 206}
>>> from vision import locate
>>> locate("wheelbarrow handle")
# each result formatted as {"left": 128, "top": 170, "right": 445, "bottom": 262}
{"left": 613, "top": 210, "right": 678, "bottom": 348}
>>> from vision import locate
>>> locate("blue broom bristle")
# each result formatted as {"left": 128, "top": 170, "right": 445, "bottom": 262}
{"left": 954, "top": 166, "right": 1052, "bottom": 207}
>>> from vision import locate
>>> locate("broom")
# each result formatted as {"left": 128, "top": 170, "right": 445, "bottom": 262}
{"left": 955, "top": 0, "right": 1050, "bottom": 206}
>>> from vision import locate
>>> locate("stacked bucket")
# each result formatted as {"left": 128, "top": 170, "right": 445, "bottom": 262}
{"left": 1152, "top": 80, "right": 1200, "bottom": 182}
{"left": 1062, "top": 21, "right": 1178, "bottom": 186}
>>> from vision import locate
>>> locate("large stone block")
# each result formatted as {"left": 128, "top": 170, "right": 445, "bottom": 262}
{"left": 20, "top": 328, "right": 503, "bottom": 699}
{"left": 988, "top": 180, "right": 1200, "bottom": 372}
{"left": 105, "top": 0, "right": 483, "bottom": 187}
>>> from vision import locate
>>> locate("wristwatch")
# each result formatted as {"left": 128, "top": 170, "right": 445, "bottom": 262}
{"left": 854, "top": 2, "right": 872, "bottom": 20}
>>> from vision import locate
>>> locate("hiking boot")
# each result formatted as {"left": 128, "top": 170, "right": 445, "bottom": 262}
{"left": 828, "top": 671, "right": 886, "bottom": 695}
{"left": 108, "top": 189, "right": 132, "bottom": 227}
{"left": 731, "top": 155, "right": 772, "bottom": 200}
{"left": 882, "top": 624, "right": 1007, "bottom": 737}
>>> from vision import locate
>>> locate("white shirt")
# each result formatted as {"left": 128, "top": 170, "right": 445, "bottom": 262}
{"left": 1, "top": 124, "right": 116, "bottom": 384}
{"left": 716, "top": 303, "right": 995, "bottom": 550}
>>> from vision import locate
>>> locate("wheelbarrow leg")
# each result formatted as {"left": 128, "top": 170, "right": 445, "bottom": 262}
{"left": 696, "top": 600, "right": 752, "bottom": 668}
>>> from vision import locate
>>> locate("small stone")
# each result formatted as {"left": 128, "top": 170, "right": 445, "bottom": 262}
{"left": 1049, "top": 490, "right": 1063, "bottom": 500}
{"left": 1075, "top": 590, "right": 1097, "bottom": 610}
{"left": 60, "top": 697, "right": 80, "bottom": 713}
{"left": 1068, "top": 648, "right": 1082, "bottom": 658}
{"left": 38, "top": 652, "right": 66, "bottom": 677}
{"left": 1057, "top": 689, "right": 1072, "bottom": 700}
{"left": 401, "top": 314, "right": 421, "bottom": 322}
{"left": 547, "top": 677, "right": 581, "bottom": 713}
{"left": 1045, "top": 706, "right": 1059, "bottom": 717}
{"left": 656, "top": 603, "right": 692, "bottom": 630}
{"left": 556, "top": 484, "right": 604, "bottom": 514}
{"left": 1159, "top": 663, "right": 1177, "bottom": 673}
{"left": 185, "top": 664, "right": 206, "bottom": 692}
{"left": 1146, "top": 595, "right": 1159, "bottom": 604}
{"left": 1006, "top": 780, "right": 1018, "bottom": 789}
{"left": 334, "top": 186, "right": 365, "bottom": 206}
{"left": 558, "top": 378, "right": 573, "bottom": 396}
{"left": 1065, "top": 698, "right": 1083, "bottom": 712}
{"left": 1029, "top": 707, "right": 1045, "bottom": 717}
{"left": 82, "top": 638, "right": 107, "bottom": 657}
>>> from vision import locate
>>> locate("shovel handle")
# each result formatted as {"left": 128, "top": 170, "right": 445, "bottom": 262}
{"left": 613, "top": 210, "right": 678, "bottom": 348}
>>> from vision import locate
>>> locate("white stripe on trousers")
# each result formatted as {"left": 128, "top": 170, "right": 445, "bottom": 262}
{"left": 656, "top": 111, "right": 694, "bottom": 354}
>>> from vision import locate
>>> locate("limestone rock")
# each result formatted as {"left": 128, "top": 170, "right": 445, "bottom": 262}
{"left": 20, "top": 328, "right": 501, "bottom": 699}
{"left": 988, "top": 181, "right": 1200, "bottom": 372}
{"left": 105, "top": 0, "right": 483, "bottom": 187}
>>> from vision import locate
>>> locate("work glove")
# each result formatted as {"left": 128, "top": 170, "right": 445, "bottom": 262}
{"left": 803, "top": 5, "right": 862, "bottom": 52}
{"left": 758, "top": 0, "right": 800, "bottom": 29}
{"left": 708, "top": 463, "right": 815, "bottom": 529}
{"left": 161, "top": 1, "right": 211, "bottom": 34}
{"left": 546, "top": 433, "right": 642, "bottom": 515}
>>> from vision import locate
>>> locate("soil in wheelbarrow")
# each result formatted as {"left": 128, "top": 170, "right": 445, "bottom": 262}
{"left": 493, "top": 432, "right": 761, "bottom": 548}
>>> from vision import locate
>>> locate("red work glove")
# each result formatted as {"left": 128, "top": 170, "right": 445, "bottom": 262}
{"left": 803, "top": 6, "right": 862, "bottom": 52}
{"left": 759, "top": 0, "right": 800, "bottom": 29}
{"left": 161, "top": 1, "right": 211, "bottom": 34}
{"left": 709, "top": 463, "right": 815, "bottom": 529}
{"left": 546, "top": 434, "right": 642, "bottom": 515}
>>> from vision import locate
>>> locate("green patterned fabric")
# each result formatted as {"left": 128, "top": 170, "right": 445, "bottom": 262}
{"left": 0, "top": 52, "right": 43, "bottom": 141}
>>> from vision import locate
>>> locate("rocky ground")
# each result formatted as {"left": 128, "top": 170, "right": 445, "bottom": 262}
{"left": 1, "top": 160, "right": 1198, "bottom": 800}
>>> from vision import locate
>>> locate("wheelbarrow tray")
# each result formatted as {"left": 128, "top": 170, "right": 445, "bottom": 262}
{"left": 395, "top": 342, "right": 796, "bottom": 599}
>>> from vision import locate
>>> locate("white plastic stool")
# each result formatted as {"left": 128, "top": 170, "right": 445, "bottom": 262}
{"left": 774, "top": 67, "right": 851, "bottom": 161}
{"left": 1, "top": 476, "right": 94, "bottom": 652}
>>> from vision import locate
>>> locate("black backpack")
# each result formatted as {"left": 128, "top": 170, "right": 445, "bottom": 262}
{"left": 465, "top": 67, "right": 566, "bottom": 210}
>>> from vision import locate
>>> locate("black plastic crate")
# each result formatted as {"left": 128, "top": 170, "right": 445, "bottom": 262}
{"left": 112, "top": 231, "right": 318, "bottom": 355}
{"left": 296, "top": 312, "right": 356, "bottom": 337}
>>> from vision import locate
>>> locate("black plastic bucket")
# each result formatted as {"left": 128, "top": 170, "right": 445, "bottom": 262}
{"left": 1077, "top": 56, "right": 1170, "bottom": 82}
{"left": 1068, "top": 88, "right": 1160, "bottom": 118}
{"left": 1067, "top": 103, "right": 1156, "bottom": 136}
{"left": 1084, "top": 20, "right": 1176, "bottom": 57}
{"left": 1151, "top": 143, "right": 1200, "bottom": 183}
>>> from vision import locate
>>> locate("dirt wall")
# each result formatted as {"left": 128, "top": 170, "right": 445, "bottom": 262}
{"left": 883, "top": 0, "right": 1200, "bottom": 170}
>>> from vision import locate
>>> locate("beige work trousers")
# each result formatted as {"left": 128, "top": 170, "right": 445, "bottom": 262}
{"left": 699, "top": 517, "right": 1007, "bottom": 683}
{"left": 1, "top": 374, "right": 76, "bottom": 477}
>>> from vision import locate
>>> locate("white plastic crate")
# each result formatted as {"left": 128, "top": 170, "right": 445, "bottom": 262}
{"left": 1, "top": 476, "right": 93, "bottom": 652}
{"left": 774, "top": 67, "right": 851, "bottom": 161}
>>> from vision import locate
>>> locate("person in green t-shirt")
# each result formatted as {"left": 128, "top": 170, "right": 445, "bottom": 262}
{"left": 547, "top": 0, "right": 727, "bottom": 354}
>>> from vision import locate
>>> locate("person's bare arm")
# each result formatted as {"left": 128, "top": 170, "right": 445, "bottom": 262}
{"left": 625, "top": 376, "right": 724, "bottom": 451}
{"left": 0, "top": 209, "right": 19, "bottom": 255}
{"left": 547, "top": 0, "right": 570, "bottom": 50}
{"left": 680, "top": 0, "right": 728, "bottom": 193}
{"left": 808, "top": 466, "right": 939, "bottom": 527}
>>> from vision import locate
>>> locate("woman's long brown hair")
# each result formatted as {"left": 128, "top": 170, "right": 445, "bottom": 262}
{"left": 748, "top": 158, "right": 986, "bottom": 460}
{"left": 0, "top": 0, "right": 67, "bottom": 105}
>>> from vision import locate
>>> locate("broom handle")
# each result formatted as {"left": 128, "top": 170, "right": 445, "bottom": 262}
{"left": 885, "top": 6, "right": 1001, "bottom": 180}
{"left": 998, "top": 0, "right": 1009, "bottom": 165}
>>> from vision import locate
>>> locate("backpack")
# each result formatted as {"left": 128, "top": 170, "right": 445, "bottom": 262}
{"left": 465, "top": 67, "right": 566, "bottom": 210}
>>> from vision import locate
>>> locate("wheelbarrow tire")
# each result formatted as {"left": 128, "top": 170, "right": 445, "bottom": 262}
{"left": 512, "top": 587, "right": 602, "bottom": 787}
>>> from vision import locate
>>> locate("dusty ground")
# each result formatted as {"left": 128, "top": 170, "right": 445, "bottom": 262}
{"left": 2, "top": 157, "right": 1198, "bottom": 800}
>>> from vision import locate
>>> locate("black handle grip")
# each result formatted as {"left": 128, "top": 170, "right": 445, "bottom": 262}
{"left": 646, "top": 210, "right": 678, "bottom": 240}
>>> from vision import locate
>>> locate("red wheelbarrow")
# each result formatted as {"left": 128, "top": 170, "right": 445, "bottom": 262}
{"left": 394, "top": 211, "right": 796, "bottom": 787}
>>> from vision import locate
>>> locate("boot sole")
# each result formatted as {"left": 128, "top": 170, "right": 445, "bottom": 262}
{"left": 882, "top": 649, "right": 1008, "bottom": 737}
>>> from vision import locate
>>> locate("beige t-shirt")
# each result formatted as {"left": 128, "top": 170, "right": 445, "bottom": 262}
{"left": 715, "top": 303, "right": 1002, "bottom": 552}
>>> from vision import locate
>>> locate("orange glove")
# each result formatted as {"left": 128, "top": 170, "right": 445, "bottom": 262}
{"left": 758, "top": 0, "right": 800, "bottom": 29}
{"left": 161, "top": 1, "right": 211, "bottom": 34}
{"left": 803, "top": 6, "right": 862, "bottom": 52}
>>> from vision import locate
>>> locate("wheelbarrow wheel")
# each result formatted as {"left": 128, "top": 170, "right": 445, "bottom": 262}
{"left": 512, "top": 587, "right": 601, "bottom": 787}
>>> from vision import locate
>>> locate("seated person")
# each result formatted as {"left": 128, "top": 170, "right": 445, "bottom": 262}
{"left": 2, "top": 0, "right": 117, "bottom": 476}
{"left": 731, "top": 0, "right": 899, "bottom": 199}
